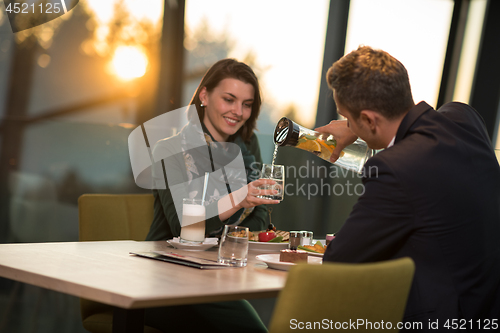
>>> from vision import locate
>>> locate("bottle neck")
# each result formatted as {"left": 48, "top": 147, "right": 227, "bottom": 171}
{"left": 274, "top": 117, "right": 300, "bottom": 147}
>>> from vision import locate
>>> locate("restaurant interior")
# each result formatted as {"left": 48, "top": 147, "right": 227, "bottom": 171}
{"left": 0, "top": 0, "right": 499, "bottom": 332}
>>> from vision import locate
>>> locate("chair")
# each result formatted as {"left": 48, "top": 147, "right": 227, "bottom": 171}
{"left": 78, "top": 194, "right": 163, "bottom": 333}
{"left": 79, "top": 194, "right": 155, "bottom": 242}
{"left": 268, "top": 257, "right": 415, "bottom": 333}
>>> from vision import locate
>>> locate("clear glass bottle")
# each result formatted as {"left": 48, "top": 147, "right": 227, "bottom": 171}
{"left": 273, "top": 117, "right": 375, "bottom": 174}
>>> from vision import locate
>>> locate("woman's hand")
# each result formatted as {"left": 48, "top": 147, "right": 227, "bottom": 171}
{"left": 315, "top": 120, "right": 358, "bottom": 163}
{"left": 218, "top": 179, "right": 279, "bottom": 221}
{"left": 240, "top": 178, "right": 280, "bottom": 208}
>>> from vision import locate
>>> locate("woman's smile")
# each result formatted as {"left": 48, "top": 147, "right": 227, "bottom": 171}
{"left": 200, "top": 78, "right": 254, "bottom": 142}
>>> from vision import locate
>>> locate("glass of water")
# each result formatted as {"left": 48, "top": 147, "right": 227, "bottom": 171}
{"left": 258, "top": 164, "right": 285, "bottom": 201}
{"left": 218, "top": 225, "right": 249, "bottom": 267}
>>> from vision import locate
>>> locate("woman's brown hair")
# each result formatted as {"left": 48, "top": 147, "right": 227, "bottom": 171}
{"left": 189, "top": 58, "right": 262, "bottom": 142}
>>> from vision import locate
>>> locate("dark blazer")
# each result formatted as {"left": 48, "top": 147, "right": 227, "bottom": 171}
{"left": 324, "top": 101, "right": 500, "bottom": 329}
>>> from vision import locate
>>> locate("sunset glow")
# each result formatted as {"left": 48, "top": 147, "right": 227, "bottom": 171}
{"left": 110, "top": 46, "right": 148, "bottom": 81}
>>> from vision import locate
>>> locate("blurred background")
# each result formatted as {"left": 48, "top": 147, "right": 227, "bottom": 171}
{"left": 0, "top": 0, "right": 499, "bottom": 331}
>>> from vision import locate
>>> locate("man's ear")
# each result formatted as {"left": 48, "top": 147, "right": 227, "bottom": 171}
{"left": 359, "top": 110, "right": 378, "bottom": 132}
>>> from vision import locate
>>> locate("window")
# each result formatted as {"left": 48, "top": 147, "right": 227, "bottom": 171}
{"left": 184, "top": 0, "right": 330, "bottom": 149}
{"left": 345, "top": 0, "right": 454, "bottom": 108}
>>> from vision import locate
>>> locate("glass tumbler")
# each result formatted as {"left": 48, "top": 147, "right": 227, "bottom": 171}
{"left": 257, "top": 164, "right": 285, "bottom": 201}
{"left": 180, "top": 198, "right": 206, "bottom": 244}
{"left": 218, "top": 225, "right": 249, "bottom": 267}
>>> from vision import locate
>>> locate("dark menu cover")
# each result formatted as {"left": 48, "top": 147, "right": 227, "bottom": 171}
{"left": 130, "top": 251, "right": 231, "bottom": 269}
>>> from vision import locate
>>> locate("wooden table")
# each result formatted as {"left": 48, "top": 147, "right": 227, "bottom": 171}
{"left": 0, "top": 240, "right": 287, "bottom": 332}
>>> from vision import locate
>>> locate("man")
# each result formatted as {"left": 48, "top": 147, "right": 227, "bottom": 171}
{"left": 317, "top": 46, "right": 500, "bottom": 330}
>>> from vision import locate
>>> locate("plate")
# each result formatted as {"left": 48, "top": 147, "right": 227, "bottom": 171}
{"left": 166, "top": 237, "right": 218, "bottom": 251}
{"left": 297, "top": 246, "right": 325, "bottom": 257}
{"left": 256, "top": 254, "right": 323, "bottom": 271}
{"left": 304, "top": 251, "right": 324, "bottom": 257}
{"left": 248, "top": 241, "right": 289, "bottom": 252}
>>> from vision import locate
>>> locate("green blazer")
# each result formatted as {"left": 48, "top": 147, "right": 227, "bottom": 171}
{"left": 146, "top": 132, "right": 268, "bottom": 241}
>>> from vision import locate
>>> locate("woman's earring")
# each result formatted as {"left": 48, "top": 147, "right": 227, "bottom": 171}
{"left": 200, "top": 102, "right": 206, "bottom": 108}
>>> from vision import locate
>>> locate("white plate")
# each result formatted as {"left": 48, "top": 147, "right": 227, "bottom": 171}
{"left": 166, "top": 238, "right": 218, "bottom": 251}
{"left": 248, "top": 241, "right": 289, "bottom": 252}
{"left": 256, "top": 254, "right": 323, "bottom": 271}
{"left": 304, "top": 251, "right": 324, "bottom": 257}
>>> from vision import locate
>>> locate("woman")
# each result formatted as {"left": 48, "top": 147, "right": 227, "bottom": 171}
{"left": 144, "top": 59, "right": 277, "bottom": 332}
{"left": 146, "top": 58, "right": 278, "bottom": 241}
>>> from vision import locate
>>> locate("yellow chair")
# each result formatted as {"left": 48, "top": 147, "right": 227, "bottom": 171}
{"left": 78, "top": 194, "right": 155, "bottom": 242}
{"left": 78, "top": 194, "right": 163, "bottom": 333}
{"left": 268, "top": 257, "right": 415, "bottom": 333}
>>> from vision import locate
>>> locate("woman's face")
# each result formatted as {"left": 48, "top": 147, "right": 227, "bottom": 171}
{"left": 199, "top": 78, "right": 254, "bottom": 142}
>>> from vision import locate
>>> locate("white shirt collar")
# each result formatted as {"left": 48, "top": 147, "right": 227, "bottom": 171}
{"left": 387, "top": 136, "right": 396, "bottom": 148}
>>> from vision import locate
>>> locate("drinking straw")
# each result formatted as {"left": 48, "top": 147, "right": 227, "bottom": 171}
{"left": 201, "top": 172, "right": 209, "bottom": 205}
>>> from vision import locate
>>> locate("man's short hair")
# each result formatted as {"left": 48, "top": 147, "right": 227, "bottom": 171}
{"left": 327, "top": 46, "right": 414, "bottom": 119}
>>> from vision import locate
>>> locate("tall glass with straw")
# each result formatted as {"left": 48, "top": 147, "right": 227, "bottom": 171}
{"left": 179, "top": 172, "right": 209, "bottom": 243}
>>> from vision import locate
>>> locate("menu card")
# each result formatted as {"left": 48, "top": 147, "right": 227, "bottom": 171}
{"left": 130, "top": 251, "right": 231, "bottom": 269}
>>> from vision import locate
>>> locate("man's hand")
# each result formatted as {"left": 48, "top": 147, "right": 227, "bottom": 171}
{"left": 315, "top": 120, "right": 358, "bottom": 163}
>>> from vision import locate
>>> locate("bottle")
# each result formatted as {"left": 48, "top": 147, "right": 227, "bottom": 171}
{"left": 273, "top": 117, "right": 375, "bottom": 174}
{"left": 288, "top": 231, "right": 302, "bottom": 250}
{"left": 325, "top": 233, "right": 336, "bottom": 245}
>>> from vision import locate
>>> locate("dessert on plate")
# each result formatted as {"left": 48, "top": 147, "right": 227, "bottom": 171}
{"left": 279, "top": 249, "right": 308, "bottom": 263}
